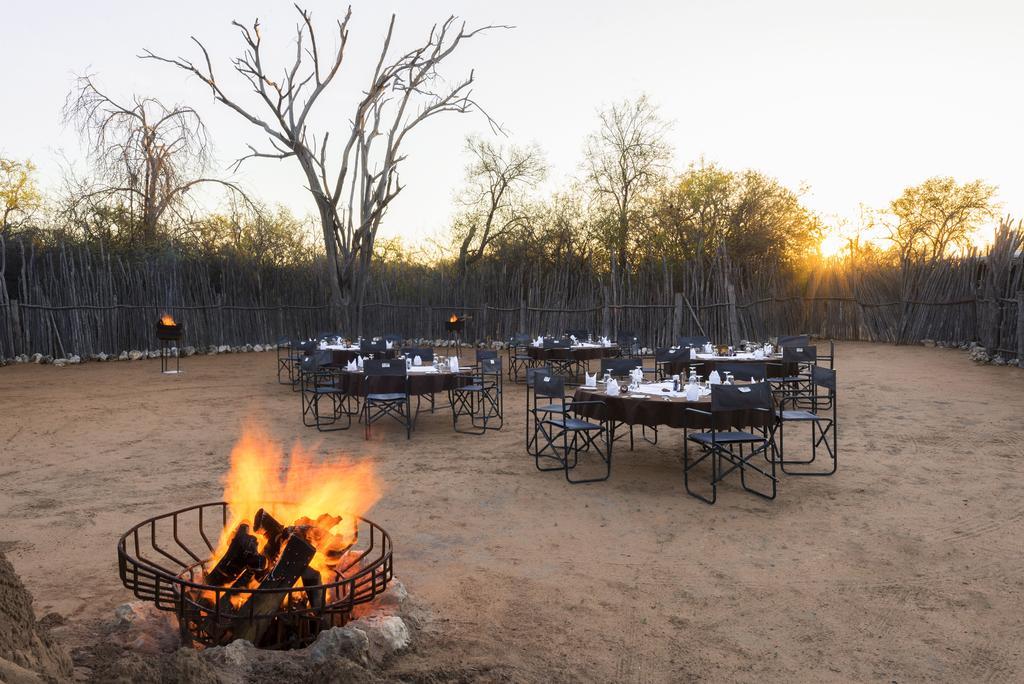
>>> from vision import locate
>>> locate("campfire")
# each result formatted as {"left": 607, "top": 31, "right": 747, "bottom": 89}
{"left": 118, "top": 428, "right": 393, "bottom": 649}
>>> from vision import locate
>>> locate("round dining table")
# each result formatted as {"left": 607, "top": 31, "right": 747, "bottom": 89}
{"left": 661, "top": 353, "right": 795, "bottom": 379}
{"left": 527, "top": 343, "right": 619, "bottom": 363}
{"left": 336, "top": 366, "right": 473, "bottom": 396}
{"left": 324, "top": 345, "right": 399, "bottom": 365}
{"left": 572, "top": 380, "right": 774, "bottom": 430}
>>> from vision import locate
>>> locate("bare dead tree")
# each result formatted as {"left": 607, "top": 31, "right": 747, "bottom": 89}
{"left": 455, "top": 136, "right": 546, "bottom": 274}
{"left": 63, "top": 74, "right": 246, "bottom": 245}
{"left": 583, "top": 94, "right": 672, "bottom": 271}
{"left": 142, "top": 5, "right": 507, "bottom": 330}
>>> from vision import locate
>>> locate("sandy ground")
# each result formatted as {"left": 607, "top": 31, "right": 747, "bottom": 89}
{"left": 1, "top": 342, "right": 1023, "bottom": 682}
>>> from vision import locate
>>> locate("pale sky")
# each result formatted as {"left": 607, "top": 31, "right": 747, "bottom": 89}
{"left": 3, "top": 0, "right": 1023, "bottom": 245}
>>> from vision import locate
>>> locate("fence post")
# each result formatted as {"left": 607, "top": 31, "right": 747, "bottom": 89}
{"left": 480, "top": 303, "right": 488, "bottom": 343}
{"left": 727, "top": 283, "right": 740, "bottom": 345}
{"left": 602, "top": 287, "right": 611, "bottom": 338}
{"left": 1017, "top": 291, "right": 1024, "bottom": 368}
{"left": 9, "top": 299, "right": 21, "bottom": 355}
{"left": 673, "top": 292, "right": 683, "bottom": 341}
{"left": 519, "top": 298, "right": 527, "bottom": 334}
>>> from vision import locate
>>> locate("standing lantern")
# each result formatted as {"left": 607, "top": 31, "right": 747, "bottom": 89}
{"left": 155, "top": 313, "right": 184, "bottom": 374}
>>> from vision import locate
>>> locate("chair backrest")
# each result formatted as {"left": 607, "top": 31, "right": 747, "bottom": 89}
{"left": 812, "top": 366, "right": 836, "bottom": 392}
{"left": 533, "top": 372, "right": 566, "bottom": 399}
{"left": 710, "top": 381, "right": 772, "bottom": 412}
{"left": 782, "top": 345, "right": 817, "bottom": 364}
{"left": 360, "top": 339, "right": 386, "bottom": 353}
{"left": 526, "top": 366, "right": 551, "bottom": 387}
{"left": 565, "top": 329, "right": 589, "bottom": 340}
{"left": 677, "top": 335, "right": 711, "bottom": 348}
{"left": 777, "top": 334, "right": 810, "bottom": 348}
{"left": 479, "top": 357, "right": 502, "bottom": 375}
{"left": 543, "top": 337, "right": 571, "bottom": 349}
{"left": 363, "top": 359, "right": 407, "bottom": 377}
{"left": 510, "top": 333, "right": 532, "bottom": 345}
{"left": 383, "top": 333, "right": 403, "bottom": 344}
{"left": 277, "top": 336, "right": 291, "bottom": 347}
{"left": 655, "top": 347, "right": 688, "bottom": 363}
{"left": 297, "top": 340, "right": 318, "bottom": 353}
{"left": 476, "top": 349, "right": 498, "bottom": 361}
{"left": 401, "top": 347, "right": 433, "bottom": 362}
{"left": 600, "top": 358, "right": 642, "bottom": 376}
{"left": 715, "top": 361, "right": 767, "bottom": 382}
{"left": 299, "top": 354, "right": 320, "bottom": 373}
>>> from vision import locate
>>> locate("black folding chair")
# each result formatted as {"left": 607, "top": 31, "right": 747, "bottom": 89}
{"left": 776, "top": 334, "right": 810, "bottom": 348}
{"left": 817, "top": 339, "right": 835, "bottom": 369}
{"left": 715, "top": 361, "right": 767, "bottom": 383}
{"left": 542, "top": 338, "right": 580, "bottom": 382}
{"left": 773, "top": 366, "right": 837, "bottom": 476}
{"left": 361, "top": 359, "right": 412, "bottom": 440}
{"left": 277, "top": 337, "right": 298, "bottom": 384}
{"left": 383, "top": 333, "right": 404, "bottom": 347}
{"left": 677, "top": 335, "right": 711, "bottom": 348}
{"left": 360, "top": 339, "right": 387, "bottom": 357}
{"left": 683, "top": 382, "right": 778, "bottom": 504}
{"left": 290, "top": 340, "right": 318, "bottom": 390}
{"left": 401, "top": 347, "right": 434, "bottom": 364}
{"left": 298, "top": 352, "right": 352, "bottom": 432}
{"left": 507, "top": 333, "right": 534, "bottom": 382}
{"left": 565, "top": 329, "right": 590, "bottom": 341}
{"left": 616, "top": 332, "right": 641, "bottom": 358}
{"left": 652, "top": 347, "right": 690, "bottom": 380}
{"left": 526, "top": 366, "right": 560, "bottom": 456}
{"left": 451, "top": 357, "right": 503, "bottom": 434}
{"left": 531, "top": 374, "right": 611, "bottom": 484}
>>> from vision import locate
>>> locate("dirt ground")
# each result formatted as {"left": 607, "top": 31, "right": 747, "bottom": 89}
{"left": 1, "top": 342, "right": 1023, "bottom": 682}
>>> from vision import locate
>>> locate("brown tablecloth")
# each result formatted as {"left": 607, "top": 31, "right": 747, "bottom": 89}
{"left": 571, "top": 386, "right": 774, "bottom": 430}
{"left": 528, "top": 345, "right": 619, "bottom": 363}
{"left": 338, "top": 370, "right": 471, "bottom": 396}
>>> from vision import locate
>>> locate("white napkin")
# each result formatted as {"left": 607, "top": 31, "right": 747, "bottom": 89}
{"left": 686, "top": 384, "right": 700, "bottom": 401}
{"left": 570, "top": 335, "right": 577, "bottom": 343}
{"left": 319, "top": 341, "right": 327, "bottom": 350}
{"left": 631, "top": 368, "right": 644, "bottom": 384}
{"left": 346, "top": 359, "right": 357, "bottom": 371}
{"left": 584, "top": 372, "right": 597, "bottom": 388}
{"left": 704, "top": 343, "right": 714, "bottom": 354}
{"left": 449, "top": 356, "right": 459, "bottom": 373}
{"left": 689, "top": 347, "right": 697, "bottom": 359}
{"left": 709, "top": 370, "right": 721, "bottom": 385}
{"left": 385, "top": 340, "right": 393, "bottom": 349}
{"left": 606, "top": 378, "right": 619, "bottom": 395}
{"left": 413, "top": 355, "right": 422, "bottom": 366}
{"left": 357, "top": 355, "right": 364, "bottom": 369}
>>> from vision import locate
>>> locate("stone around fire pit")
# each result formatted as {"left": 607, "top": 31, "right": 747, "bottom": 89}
{"left": 0, "top": 551, "right": 74, "bottom": 683}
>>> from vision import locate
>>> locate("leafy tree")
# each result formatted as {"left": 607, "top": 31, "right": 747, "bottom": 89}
{"left": 0, "top": 158, "right": 43, "bottom": 236}
{"left": 887, "top": 176, "right": 999, "bottom": 263}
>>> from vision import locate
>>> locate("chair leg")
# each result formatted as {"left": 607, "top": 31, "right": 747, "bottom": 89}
{"left": 683, "top": 432, "right": 717, "bottom": 504}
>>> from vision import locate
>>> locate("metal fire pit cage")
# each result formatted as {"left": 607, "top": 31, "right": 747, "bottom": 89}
{"left": 155, "top": 322, "right": 184, "bottom": 374}
{"left": 445, "top": 315, "right": 469, "bottom": 357}
{"left": 118, "top": 502, "right": 393, "bottom": 650}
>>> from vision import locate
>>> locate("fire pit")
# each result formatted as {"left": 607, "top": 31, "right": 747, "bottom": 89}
{"left": 117, "top": 430, "right": 391, "bottom": 650}
{"left": 156, "top": 313, "right": 184, "bottom": 374}
{"left": 445, "top": 313, "right": 470, "bottom": 356}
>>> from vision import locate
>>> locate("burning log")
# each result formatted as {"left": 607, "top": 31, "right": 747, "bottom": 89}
{"left": 231, "top": 533, "right": 316, "bottom": 644}
{"left": 204, "top": 523, "right": 264, "bottom": 586}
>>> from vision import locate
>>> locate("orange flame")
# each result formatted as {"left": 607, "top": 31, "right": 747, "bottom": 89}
{"left": 449, "top": 314, "right": 458, "bottom": 323}
{"left": 160, "top": 313, "right": 176, "bottom": 326}
{"left": 207, "top": 426, "right": 381, "bottom": 583}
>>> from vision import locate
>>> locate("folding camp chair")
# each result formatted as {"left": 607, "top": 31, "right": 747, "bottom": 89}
{"left": 677, "top": 335, "right": 711, "bottom": 348}
{"left": 526, "top": 365, "right": 560, "bottom": 456}
{"left": 361, "top": 359, "right": 412, "bottom": 440}
{"left": 715, "top": 361, "right": 767, "bottom": 383}
{"left": 451, "top": 357, "right": 503, "bottom": 434}
{"left": 773, "top": 366, "right": 837, "bottom": 476}
{"left": 507, "top": 333, "right": 534, "bottom": 382}
{"left": 683, "top": 382, "right": 779, "bottom": 504}
{"left": 298, "top": 352, "right": 352, "bottom": 431}
{"left": 531, "top": 373, "right": 611, "bottom": 483}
